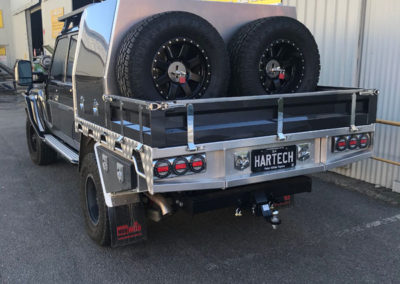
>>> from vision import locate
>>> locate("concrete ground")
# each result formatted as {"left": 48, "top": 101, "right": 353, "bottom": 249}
{"left": 0, "top": 92, "right": 399, "bottom": 283}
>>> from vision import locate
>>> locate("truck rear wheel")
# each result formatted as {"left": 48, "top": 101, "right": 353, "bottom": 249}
{"left": 25, "top": 118, "right": 57, "bottom": 165}
{"left": 229, "top": 17, "right": 320, "bottom": 96}
{"left": 116, "top": 11, "right": 230, "bottom": 101}
{"left": 80, "top": 153, "right": 110, "bottom": 246}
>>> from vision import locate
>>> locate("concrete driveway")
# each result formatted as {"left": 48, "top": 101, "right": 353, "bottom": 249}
{"left": 0, "top": 93, "right": 399, "bottom": 283}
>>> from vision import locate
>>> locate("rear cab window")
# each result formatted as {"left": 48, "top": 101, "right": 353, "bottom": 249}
{"left": 50, "top": 34, "right": 78, "bottom": 83}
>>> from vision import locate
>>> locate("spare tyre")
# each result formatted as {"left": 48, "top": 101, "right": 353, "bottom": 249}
{"left": 229, "top": 16, "right": 320, "bottom": 96}
{"left": 116, "top": 12, "right": 230, "bottom": 101}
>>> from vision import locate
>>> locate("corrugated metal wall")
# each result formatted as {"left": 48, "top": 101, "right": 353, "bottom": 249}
{"left": 283, "top": 0, "right": 400, "bottom": 189}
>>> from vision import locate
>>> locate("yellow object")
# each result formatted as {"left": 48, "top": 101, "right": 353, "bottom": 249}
{"left": 0, "top": 10, "right": 3, "bottom": 28}
{"left": 204, "top": 0, "right": 281, "bottom": 4}
{"left": 51, "top": 7, "right": 64, "bottom": 39}
{"left": 0, "top": 47, "right": 5, "bottom": 56}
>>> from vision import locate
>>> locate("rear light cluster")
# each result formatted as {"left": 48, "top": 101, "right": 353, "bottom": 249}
{"left": 332, "top": 133, "right": 371, "bottom": 152}
{"left": 153, "top": 154, "right": 206, "bottom": 179}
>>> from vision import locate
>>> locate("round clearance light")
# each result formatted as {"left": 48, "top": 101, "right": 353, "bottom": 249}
{"left": 190, "top": 155, "right": 206, "bottom": 173}
{"left": 335, "top": 137, "right": 347, "bottom": 151}
{"left": 359, "top": 134, "right": 370, "bottom": 149}
{"left": 173, "top": 157, "right": 189, "bottom": 176}
{"left": 154, "top": 159, "right": 171, "bottom": 179}
{"left": 348, "top": 136, "right": 358, "bottom": 150}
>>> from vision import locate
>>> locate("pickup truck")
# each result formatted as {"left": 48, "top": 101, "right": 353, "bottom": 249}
{"left": 14, "top": 0, "right": 377, "bottom": 247}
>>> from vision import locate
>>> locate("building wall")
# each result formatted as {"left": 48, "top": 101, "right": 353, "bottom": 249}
{"left": 41, "top": 0, "right": 73, "bottom": 48}
{"left": 284, "top": 0, "right": 400, "bottom": 190}
{"left": 0, "top": 0, "right": 15, "bottom": 66}
{"left": 11, "top": 11, "right": 30, "bottom": 61}
{"left": 334, "top": 0, "right": 400, "bottom": 190}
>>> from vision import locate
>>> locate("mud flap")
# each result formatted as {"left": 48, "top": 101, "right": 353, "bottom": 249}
{"left": 108, "top": 203, "right": 147, "bottom": 247}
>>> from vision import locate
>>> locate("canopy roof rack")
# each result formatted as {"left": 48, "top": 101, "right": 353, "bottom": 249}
{"left": 59, "top": 5, "right": 89, "bottom": 34}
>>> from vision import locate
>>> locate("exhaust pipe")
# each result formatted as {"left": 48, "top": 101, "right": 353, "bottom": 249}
{"left": 145, "top": 193, "right": 172, "bottom": 216}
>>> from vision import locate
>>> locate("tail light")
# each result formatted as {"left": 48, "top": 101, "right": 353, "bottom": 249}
{"left": 348, "top": 136, "right": 358, "bottom": 150}
{"left": 173, "top": 157, "right": 189, "bottom": 176}
{"left": 154, "top": 160, "right": 171, "bottom": 179}
{"left": 153, "top": 154, "right": 206, "bottom": 179}
{"left": 335, "top": 137, "right": 347, "bottom": 151}
{"left": 359, "top": 134, "right": 370, "bottom": 148}
{"left": 332, "top": 133, "right": 371, "bottom": 152}
{"left": 190, "top": 155, "right": 206, "bottom": 173}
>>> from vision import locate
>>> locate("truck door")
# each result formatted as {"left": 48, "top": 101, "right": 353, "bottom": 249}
{"left": 47, "top": 35, "right": 77, "bottom": 148}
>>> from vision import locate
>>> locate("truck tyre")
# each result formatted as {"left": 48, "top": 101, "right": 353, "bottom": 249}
{"left": 26, "top": 118, "right": 57, "bottom": 165}
{"left": 80, "top": 153, "right": 110, "bottom": 246}
{"left": 229, "top": 17, "right": 320, "bottom": 96}
{"left": 116, "top": 11, "right": 230, "bottom": 101}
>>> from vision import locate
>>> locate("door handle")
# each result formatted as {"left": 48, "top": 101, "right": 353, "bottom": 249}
{"left": 54, "top": 95, "right": 59, "bottom": 102}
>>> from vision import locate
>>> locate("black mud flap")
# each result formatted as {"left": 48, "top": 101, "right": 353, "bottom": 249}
{"left": 108, "top": 203, "right": 147, "bottom": 247}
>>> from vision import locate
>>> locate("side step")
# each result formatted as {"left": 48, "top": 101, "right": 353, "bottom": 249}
{"left": 44, "top": 134, "right": 79, "bottom": 164}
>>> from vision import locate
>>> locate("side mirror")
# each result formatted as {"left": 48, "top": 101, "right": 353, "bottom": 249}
{"left": 14, "top": 60, "right": 33, "bottom": 86}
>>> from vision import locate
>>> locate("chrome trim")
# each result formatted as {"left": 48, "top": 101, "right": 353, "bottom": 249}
{"left": 326, "top": 151, "right": 372, "bottom": 170}
{"left": 131, "top": 155, "right": 146, "bottom": 179}
{"left": 186, "top": 104, "right": 196, "bottom": 151}
{"left": 350, "top": 93, "right": 359, "bottom": 132}
{"left": 226, "top": 165, "right": 325, "bottom": 188}
{"left": 277, "top": 98, "right": 286, "bottom": 141}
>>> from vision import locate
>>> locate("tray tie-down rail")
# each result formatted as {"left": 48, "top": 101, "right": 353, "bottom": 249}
{"left": 102, "top": 87, "right": 378, "bottom": 152}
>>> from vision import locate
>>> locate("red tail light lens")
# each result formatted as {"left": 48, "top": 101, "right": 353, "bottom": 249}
{"left": 173, "top": 157, "right": 189, "bottom": 176}
{"left": 359, "top": 134, "right": 370, "bottom": 148}
{"left": 335, "top": 137, "right": 347, "bottom": 151}
{"left": 348, "top": 136, "right": 358, "bottom": 150}
{"left": 333, "top": 133, "right": 372, "bottom": 152}
{"left": 154, "top": 160, "right": 171, "bottom": 179}
{"left": 153, "top": 154, "right": 206, "bottom": 179}
{"left": 190, "top": 155, "right": 206, "bottom": 173}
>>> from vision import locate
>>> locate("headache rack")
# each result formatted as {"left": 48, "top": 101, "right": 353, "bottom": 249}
{"left": 79, "top": 86, "right": 378, "bottom": 152}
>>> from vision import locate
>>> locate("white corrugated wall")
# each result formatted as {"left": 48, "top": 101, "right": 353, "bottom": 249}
{"left": 283, "top": 0, "right": 400, "bottom": 189}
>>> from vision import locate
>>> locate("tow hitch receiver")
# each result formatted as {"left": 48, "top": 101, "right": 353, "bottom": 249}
{"left": 254, "top": 191, "right": 281, "bottom": 229}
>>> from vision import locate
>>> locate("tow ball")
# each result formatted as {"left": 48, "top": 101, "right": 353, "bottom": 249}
{"left": 254, "top": 191, "right": 281, "bottom": 229}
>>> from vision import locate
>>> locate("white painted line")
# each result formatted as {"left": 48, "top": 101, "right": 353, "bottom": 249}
{"left": 335, "top": 214, "right": 400, "bottom": 238}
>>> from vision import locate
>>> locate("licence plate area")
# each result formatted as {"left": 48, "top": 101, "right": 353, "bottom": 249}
{"left": 251, "top": 145, "right": 297, "bottom": 173}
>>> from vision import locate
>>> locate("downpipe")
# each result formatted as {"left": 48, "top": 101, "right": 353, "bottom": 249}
{"left": 145, "top": 193, "right": 172, "bottom": 216}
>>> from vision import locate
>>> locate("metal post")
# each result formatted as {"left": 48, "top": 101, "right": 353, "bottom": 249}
{"left": 186, "top": 104, "right": 197, "bottom": 151}
{"left": 277, "top": 98, "right": 286, "bottom": 141}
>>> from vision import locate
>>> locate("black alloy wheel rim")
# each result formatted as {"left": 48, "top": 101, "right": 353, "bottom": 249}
{"left": 259, "top": 39, "right": 305, "bottom": 94}
{"left": 86, "top": 176, "right": 100, "bottom": 225}
{"left": 29, "top": 125, "right": 38, "bottom": 152}
{"left": 151, "top": 37, "right": 211, "bottom": 100}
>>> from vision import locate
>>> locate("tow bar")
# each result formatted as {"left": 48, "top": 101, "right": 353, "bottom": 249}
{"left": 254, "top": 191, "right": 281, "bottom": 229}
{"left": 234, "top": 191, "right": 282, "bottom": 229}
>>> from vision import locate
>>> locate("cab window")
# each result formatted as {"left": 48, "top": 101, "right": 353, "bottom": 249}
{"left": 50, "top": 37, "right": 69, "bottom": 81}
